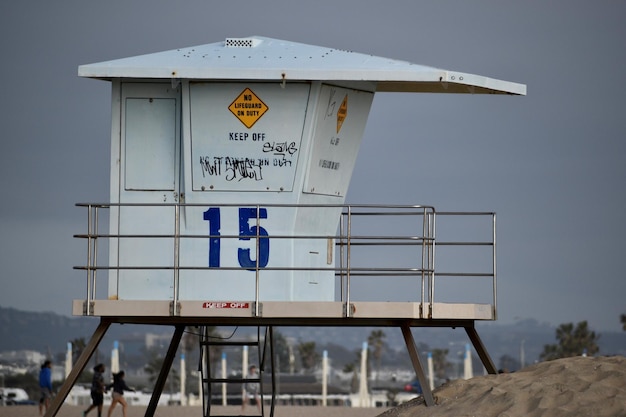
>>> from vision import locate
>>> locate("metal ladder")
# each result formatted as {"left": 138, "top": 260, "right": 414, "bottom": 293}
{"left": 199, "top": 326, "right": 276, "bottom": 417}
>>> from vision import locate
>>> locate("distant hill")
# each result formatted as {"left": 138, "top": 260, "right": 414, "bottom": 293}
{"left": 1, "top": 305, "right": 624, "bottom": 372}
{"left": 0, "top": 306, "right": 96, "bottom": 353}
{"left": 0, "top": 306, "right": 169, "bottom": 357}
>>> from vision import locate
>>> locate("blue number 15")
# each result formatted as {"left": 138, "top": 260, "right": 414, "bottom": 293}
{"left": 203, "top": 207, "right": 270, "bottom": 269}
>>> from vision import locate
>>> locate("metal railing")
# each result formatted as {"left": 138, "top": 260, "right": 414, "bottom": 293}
{"left": 75, "top": 203, "right": 496, "bottom": 317}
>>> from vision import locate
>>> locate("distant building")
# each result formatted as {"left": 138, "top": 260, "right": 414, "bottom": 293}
{"left": 0, "top": 350, "right": 46, "bottom": 367}
{"left": 145, "top": 333, "right": 172, "bottom": 350}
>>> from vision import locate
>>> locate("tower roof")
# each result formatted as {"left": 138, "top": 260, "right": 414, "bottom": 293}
{"left": 79, "top": 36, "right": 525, "bottom": 95}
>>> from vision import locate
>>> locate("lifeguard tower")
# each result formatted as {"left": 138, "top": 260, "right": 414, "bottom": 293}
{"left": 48, "top": 37, "right": 525, "bottom": 416}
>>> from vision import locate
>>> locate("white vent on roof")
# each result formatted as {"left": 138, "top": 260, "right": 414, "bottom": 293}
{"left": 225, "top": 38, "right": 261, "bottom": 48}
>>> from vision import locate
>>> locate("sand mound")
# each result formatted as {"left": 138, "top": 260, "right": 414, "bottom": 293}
{"left": 379, "top": 355, "right": 626, "bottom": 417}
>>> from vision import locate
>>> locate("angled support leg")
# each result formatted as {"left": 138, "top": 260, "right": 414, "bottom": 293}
{"left": 45, "top": 318, "right": 112, "bottom": 417}
{"left": 269, "top": 326, "right": 276, "bottom": 417}
{"left": 400, "top": 323, "right": 435, "bottom": 406}
{"left": 144, "top": 325, "right": 185, "bottom": 417}
{"left": 465, "top": 324, "right": 497, "bottom": 374}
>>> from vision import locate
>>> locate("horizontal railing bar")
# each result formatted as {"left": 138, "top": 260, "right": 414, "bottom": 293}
{"left": 74, "top": 233, "right": 431, "bottom": 241}
{"left": 435, "top": 211, "right": 495, "bottom": 216}
{"left": 336, "top": 240, "right": 433, "bottom": 245}
{"left": 77, "top": 202, "right": 436, "bottom": 210}
{"left": 341, "top": 211, "right": 430, "bottom": 216}
{"left": 209, "top": 378, "right": 260, "bottom": 384}
{"left": 434, "top": 272, "right": 495, "bottom": 277}
{"left": 435, "top": 242, "right": 494, "bottom": 246}
{"left": 335, "top": 272, "right": 431, "bottom": 277}
{"left": 74, "top": 266, "right": 431, "bottom": 273}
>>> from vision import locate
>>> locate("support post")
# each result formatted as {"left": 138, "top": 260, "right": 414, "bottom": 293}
{"left": 464, "top": 324, "right": 497, "bottom": 374}
{"left": 144, "top": 325, "right": 185, "bottom": 417}
{"left": 45, "top": 318, "right": 111, "bottom": 417}
{"left": 269, "top": 326, "right": 276, "bottom": 417}
{"left": 400, "top": 323, "right": 435, "bottom": 406}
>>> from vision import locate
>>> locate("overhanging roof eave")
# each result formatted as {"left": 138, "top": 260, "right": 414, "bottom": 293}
{"left": 78, "top": 66, "right": 525, "bottom": 96}
{"left": 376, "top": 80, "right": 526, "bottom": 95}
{"left": 78, "top": 36, "right": 526, "bottom": 95}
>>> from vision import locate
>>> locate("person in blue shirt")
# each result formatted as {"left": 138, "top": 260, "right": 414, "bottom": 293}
{"left": 38, "top": 360, "right": 53, "bottom": 416}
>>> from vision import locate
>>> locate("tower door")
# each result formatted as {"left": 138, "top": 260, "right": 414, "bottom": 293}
{"left": 110, "top": 83, "right": 181, "bottom": 300}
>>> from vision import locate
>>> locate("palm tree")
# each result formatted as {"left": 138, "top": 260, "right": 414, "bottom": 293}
{"left": 367, "top": 330, "right": 386, "bottom": 381}
{"left": 144, "top": 347, "right": 178, "bottom": 388}
{"left": 431, "top": 348, "right": 451, "bottom": 380}
{"left": 271, "top": 330, "right": 291, "bottom": 373}
{"left": 498, "top": 354, "right": 519, "bottom": 373}
{"left": 540, "top": 321, "right": 600, "bottom": 361}
{"left": 199, "top": 326, "right": 223, "bottom": 378}
{"left": 342, "top": 362, "right": 359, "bottom": 393}
{"left": 180, "top": 326, "right": 199, "bottom": 395}
{"left": 297, "top": 341, "right": 319, "bottom": 372}
{"left": 70, "top": 337, "right": 87, "bottom": 365}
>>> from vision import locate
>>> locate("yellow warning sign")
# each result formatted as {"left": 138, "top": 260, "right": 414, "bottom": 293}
{"left": 228, "top": 88, "right": 269, "bottom": 129}
{"left": 337, "top": 94, "right": 348, "bottom": 133}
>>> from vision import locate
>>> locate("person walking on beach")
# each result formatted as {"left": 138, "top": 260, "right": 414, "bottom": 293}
{"left": 38, "top": 360, "right": 53, "bottom": 416}
{"left": 107, "top": 371, "right": 134, "bottom": 417}
{"left": 83, "top": 363, "right": 107, "bottom": 417}
{"left": 242, "top": 364, "right": 261, "bottom": 413}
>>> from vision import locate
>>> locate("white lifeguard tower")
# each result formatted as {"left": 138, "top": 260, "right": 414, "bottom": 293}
{"left": 48, "top": 37, "right": 524, "bottom": 417}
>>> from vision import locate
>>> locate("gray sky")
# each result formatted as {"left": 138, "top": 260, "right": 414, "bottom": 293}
{"left": 1, "top": 1, "right": 624, "bottom": 332}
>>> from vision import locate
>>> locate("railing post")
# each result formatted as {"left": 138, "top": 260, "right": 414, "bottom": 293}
{"left": 173, "top": 204, "right": 180, "bottom": 315}
{"left": 429, "top": 211, "right": 436, "bottom": 318}
{"left": 338, "top": 214, "right": 343, "bottom": 302}
{"left": 86, "top": 205, "right": 93, "bottom": 308}
{"left": 345, "top": 205, "right": 352, "bottom": 318}
{"left": 255, "top": 204, "right": 261, "bottom": 317}
{"left": 85, "top": 205, "right": 99, "bottom": 311}
{"left": 421, "top": 208, "right": 426, "bottom": 309}
{"left": 492, "top": 213, "right": 497, "bottom": 320}
{"left": 93, "top": 206, "right": 99, "bottom": 301}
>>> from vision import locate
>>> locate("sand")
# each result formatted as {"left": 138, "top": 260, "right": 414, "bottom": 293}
{"left": 0, "top": 405, "right": 386, "bottom": 417}
{"left": 2, "top": 356, "right": 624, "bottom": 417}
{"left": 381, "top": 355, "right": 626, "bottom": 417}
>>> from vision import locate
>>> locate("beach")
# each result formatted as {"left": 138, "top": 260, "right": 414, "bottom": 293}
{"left": 0, "top": 405, "right": 387, "bottom": 417}
{"left": 3, "top": 355, "right": 624, "bottom": 417}
{"left": 382, "top": 355, "right": 626, "bottom": 417}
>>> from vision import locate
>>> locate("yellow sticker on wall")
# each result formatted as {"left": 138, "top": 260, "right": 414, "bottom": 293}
{"left": 228, "top": 88, "right": 269, "bottom": 129}
{"left": 337, "top": 94, "right": 348, "bottom": 133}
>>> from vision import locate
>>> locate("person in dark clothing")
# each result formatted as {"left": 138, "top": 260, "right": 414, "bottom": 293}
{"left": 106, "top": 371, "right": 134, "bottom": 417}
{"left": 83, "top": 363, "right": 106, "bottom": 417}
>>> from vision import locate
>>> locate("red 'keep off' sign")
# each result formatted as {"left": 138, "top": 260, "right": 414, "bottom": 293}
{"left": 202, "top": 302, "right": 250, "bottom": 309}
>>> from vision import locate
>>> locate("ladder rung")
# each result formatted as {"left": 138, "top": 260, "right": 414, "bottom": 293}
{"left": 206, "top": 377, "right": 261, "bottom": 384}
{"left": 200, "top": 326, "right": 269, "bottom": 417}
{"left": 211, "top": 414, "right": 263, "bottom": 417}
{"left": 200, "top": 340, "right": 260, "bottom": 347}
